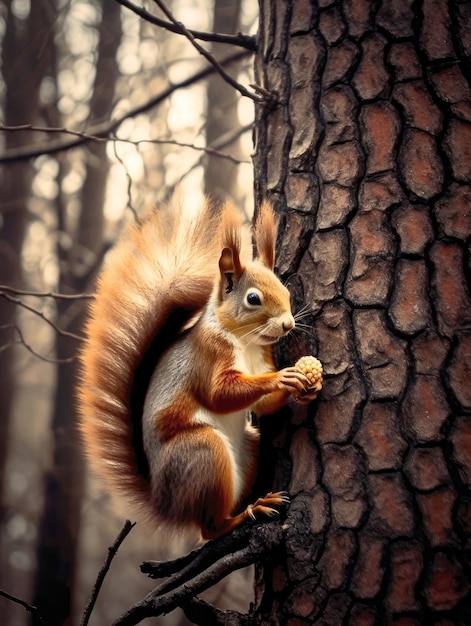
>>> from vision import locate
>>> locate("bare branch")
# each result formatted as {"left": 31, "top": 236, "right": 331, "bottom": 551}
{"left": 0, "top": 123, "right": 108, "bottom": 143}
{"left": 114, "top": 544, "right": 256, "bottom": 625}
{"left": 0, "top": 589, "right": 45, "bottom": 626}
{"left": 151, "top": 0, "right": 262, "bottom": 103}
{"left": 0, "top": 50, "right": 251, "bottom": 163}
{"left": 0, "top": 127, "right": 251, "bottom": 164}
{"left": 2, "top": 324, "right": 77, "bottom": 364}
{"left": 157, "top": 123, "right": 253, "bottom": 197}
{"left": 0, "top": 291, "right": 84, "bottom": 341}
{"left": 113, "top": 522, "right": 283, "bottom": 625}
{"left": 0, "top": 284, "right": 94, "bottom": 300}
{"left": 209, "top": 123, "right": 253, "bottom": 152}
{"left": 141, "top": 524, "right": 254, "bottom": 581}
{"left": 110, "top": 138, "right": 138, "bottom": 219}
{"left": 115, "top": 0, "right": 256, "bottom": 51}
{"left": 81, "top": 520, "right": 136, "bottom": 626}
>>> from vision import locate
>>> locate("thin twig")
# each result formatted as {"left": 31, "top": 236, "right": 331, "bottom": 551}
{"left": 81, "top": 520, "right": 136, "bottom": 626}
{"left": 0, "top": 291, "right": 84, "bottom": 341}
{"left": 209, "top": 123, "right": 253, "bottom": 152}
{"left": 115, "top": 0, "right": 256, "bottom": 50}
{"left": 0, "top": 128, "right": 251, "bottom": 164}
{"left": 0, "top": 284, "right": 94, "bottom": 300}
{"left": 151, "top": 0, "right": 262, "bottom": 103}
{"left": 0, "top": 50, "right": 251, "bottom": 163}
{"left": 10, "top": 324, "right": 77, "bottom": 364}
{"left": 111, "top": 137, "right": 137, "bottom": 218}
{"left": 0, "top": 589, "right": 45, "bottom": 626}
{"left": 0, "top": 123, "right": 108, "bottom": 143}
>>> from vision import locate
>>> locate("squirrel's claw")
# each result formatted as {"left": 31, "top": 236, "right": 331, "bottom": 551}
{"left": 246, "top": 504, "right": 256, "bottom": 520}
{"left": 245, "top": 491, "right": 290, "bottom": 522}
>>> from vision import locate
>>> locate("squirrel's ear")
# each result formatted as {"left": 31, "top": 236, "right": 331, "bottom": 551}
{"left": 254, "top": 201, "right": 278, "bottom": 270}
{"left": 219, "top": 246, "right": 243, "bottom": 297}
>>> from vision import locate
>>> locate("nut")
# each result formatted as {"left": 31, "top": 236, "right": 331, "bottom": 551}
{"left": 295, "top": 355, "right": 323, "bottom": 392}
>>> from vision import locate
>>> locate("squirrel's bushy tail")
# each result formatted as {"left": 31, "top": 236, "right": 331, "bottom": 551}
{"left": 77, "top": 200, "right": 222, "bottom": 523}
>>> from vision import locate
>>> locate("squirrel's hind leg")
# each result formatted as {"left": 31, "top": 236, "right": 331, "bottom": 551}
{"left": 157, "top": 425, "right": 288, "bottom": 541}
{"left": 200, "top": 491, "right": 290, "bottom": 541}
{"left": 195, "top": 428, "right": 289, "bottom": 541}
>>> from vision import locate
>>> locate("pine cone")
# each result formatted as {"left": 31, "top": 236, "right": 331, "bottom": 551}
{"left": 295, "top": 355, "right": 323, "bottom": 393}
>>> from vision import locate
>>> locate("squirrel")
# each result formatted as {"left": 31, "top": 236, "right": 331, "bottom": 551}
{"left": 77, "top": 199, "right": 321, "bottom": 541}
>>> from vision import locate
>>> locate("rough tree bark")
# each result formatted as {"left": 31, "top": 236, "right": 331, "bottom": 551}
{"left": 251, "top": 0, "right": 471, "bottom": 623}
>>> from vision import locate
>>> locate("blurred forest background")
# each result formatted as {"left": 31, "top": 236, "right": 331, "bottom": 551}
{"left": 0, "top": 0, "right": 259, "bottom": 624}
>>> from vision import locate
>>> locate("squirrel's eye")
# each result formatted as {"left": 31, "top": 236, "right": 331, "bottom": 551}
{"left": 246, "top": 291, "right": 262, "bottom": 306}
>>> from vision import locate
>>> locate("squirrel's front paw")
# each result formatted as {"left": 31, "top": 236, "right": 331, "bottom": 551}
{"left": 276, "top": 366, "right": 311, "bottom": 394}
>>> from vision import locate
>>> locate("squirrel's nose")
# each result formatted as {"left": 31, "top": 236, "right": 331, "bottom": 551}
{"left": 282, "top": 315, "right": 295, "bottom": 332}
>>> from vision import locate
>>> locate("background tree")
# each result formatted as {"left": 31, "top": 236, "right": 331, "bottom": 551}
{"left": 32, "top": 3, "right": 123, "bottom": 624}
{"left": 0, "top": 0, "right": 54, "bottom": 519}
{"left": 204, "top": 0, "right": 247, "bottom": 205}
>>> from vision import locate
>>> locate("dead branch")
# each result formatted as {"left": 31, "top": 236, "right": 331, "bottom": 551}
{"left": 112, "top": 521, "right": 284, "bottom": 625}
{"left": 3, "top": 324, "right": 76, "bottom": 364}
{"left": 0, "top": 291, "right": 84, "bottom": 341}
{"left": 141, "top": 521, "right": 255, "bottom": 581}
{"left": 0, "top": 128, "right": 251, "bottom": 165}
{"left": 110, "top": 139, "right": 138, "bottom": 219}
{"left": 0, "top": 50, "right": 251, "bottom": 163}
{"left": 0, "top": 285, "right": 94, "bottom": 300}
{"left": 114, "top": 0, "right": 256, "bottom": 51}
{"left": 151, "top": 0, "right": 262, "bottom": 103}
{"left": 0, "top": 589, "right": 45, "bottom": 626}
{"left": 81, "top": 520, "right": 136, "bottom": 626}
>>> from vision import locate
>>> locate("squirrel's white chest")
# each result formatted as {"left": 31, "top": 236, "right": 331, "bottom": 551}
{"left": 194, "top": 406, "right": 254, "bottom": 503}
{"left": 233, "top": 341, "right": 267, "bottom": 376}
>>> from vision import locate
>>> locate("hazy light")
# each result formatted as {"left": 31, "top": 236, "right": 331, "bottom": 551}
{"left": 168, "top": 87, "right": 204, "bottom": 133}
{"left": 39, "top": 76, "right": 57, "bottom": 105}
{"left": 62, "top": 169, "right": 84, "bottom": 195}
{"left": 6, "top": 513, "right": 28, "bottom": 540}
{"left": 11, "top": 0, "right": 30, "bottom": 20}
{"left": 65, "top": 0, "right": 99, "bottom": 56}
{"left": 104, "top": 163, "right": 129, "bottom": 221}
{"left": 119, "top": 52, "right": 141, "bottom": 76}
{"left": 10, "top": 550, "right": 32, "bottom": 571}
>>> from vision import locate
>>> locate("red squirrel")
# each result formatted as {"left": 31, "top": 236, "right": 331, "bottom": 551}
{"left": 78, "top": 200, "right": 321, "bottom": 540}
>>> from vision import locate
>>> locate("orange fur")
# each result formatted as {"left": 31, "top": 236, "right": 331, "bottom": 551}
{"left": 78, "top": 199, "right": 310, "bottom": 539}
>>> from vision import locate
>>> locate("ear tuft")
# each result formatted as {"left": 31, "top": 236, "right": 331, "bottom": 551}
{"left": 218, "top": 203, "right": 244, "bottom": 278}
{"left": 254, "top": 201, "right": 278, "bottom": 269}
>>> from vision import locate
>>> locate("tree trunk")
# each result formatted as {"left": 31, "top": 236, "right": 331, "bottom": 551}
{"left": 0, "top": 0, "right": 53, "bottom": 520}
{"left": 253, "top": 0, "right": 471, "bottom": 623}
{"left": 204, "top": 0, "right": 245, "bottom": 205}
{"left": 32, "top": 3, "right": 122, "bottom": 624}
